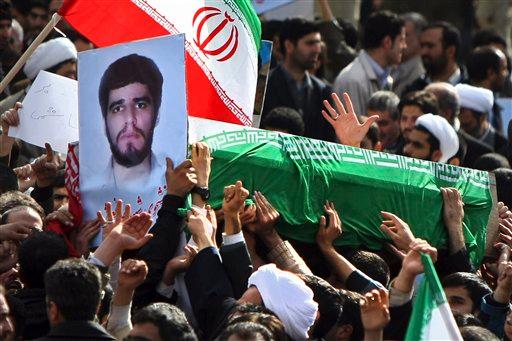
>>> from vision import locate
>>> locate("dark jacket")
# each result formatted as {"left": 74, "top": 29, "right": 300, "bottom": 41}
{"left": 35, "top": 320, "right": 115, "bottom": 340}
{"left": 7, "top": 288, "right": 48, "bottom": 340}
{"left": 262, "top": 64, "right": 336, "bottom": 142}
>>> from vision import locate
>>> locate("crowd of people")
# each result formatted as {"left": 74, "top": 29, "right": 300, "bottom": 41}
{"left": 0, "top": 0, "right": 510, "bottom": 340}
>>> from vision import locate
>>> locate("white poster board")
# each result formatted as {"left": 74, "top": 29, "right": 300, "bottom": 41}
{"left": 9, "top": 71, "right": 78, "bottom": 154}
{"left": 78, "top": 34, "right": 188, "bottom": 243}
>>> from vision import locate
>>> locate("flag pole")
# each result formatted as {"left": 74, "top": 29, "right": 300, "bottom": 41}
{"left": 0, "top": 13, "right": 62, "bottom": 94}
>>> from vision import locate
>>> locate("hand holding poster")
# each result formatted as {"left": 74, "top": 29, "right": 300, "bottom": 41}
{"left": 78, "top": 35, "right": 188, "bottom": 244}
{"left": 8, "top": 70, "right": 78, "bottom": 154}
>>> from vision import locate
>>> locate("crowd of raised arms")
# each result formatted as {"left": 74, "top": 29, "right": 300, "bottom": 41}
{"left": 0, "top": 0, "right": 511, "bottom": 340}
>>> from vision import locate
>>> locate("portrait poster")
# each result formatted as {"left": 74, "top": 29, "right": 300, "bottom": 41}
{"left": 78, "top": 34, "right": 187, "bottom": 241}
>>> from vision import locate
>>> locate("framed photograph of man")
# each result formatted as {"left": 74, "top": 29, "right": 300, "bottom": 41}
{"left": 78, "top": 34, "right": 187, "bottom": 233}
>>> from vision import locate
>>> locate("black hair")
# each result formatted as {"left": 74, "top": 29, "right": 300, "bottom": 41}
{"left": 467, "top": 46, "right": 505, "bottom": 82}
{"left": 132, "top": 303, "right": 197, "bottom": 341}
{"left": 51, "top": 169, "right": 65, "bottom": 188}
{"left": 459, "top": 326, "right": 499, "bottom": 341}
{"left": 278, "top": 18, "right": 319, "bottom": 56}
{"left": 229, "top": 302, "right": 276, "bottom": 318}
{"left": 453, "top": 313, "right": 483, "bottom": 327}
{"left": 367, "top": 91, "right": 400, "bottom": 121}
{"left": 0, "top": 165, "right": 18, "bottom": 194}
{"left": 217, "top": 322, "right": 273, "bottom": 341}
{"left": 261, "top": 20, "right": 283, "bottom": 41}
{"left": 337, "top": 290, "right": 364, "bottom": 341}
{"left": 494, "top": 168, "right": 512, "bottom": 208}
{"left": 261, "top": 106, "right": 305, "bottom": 136}
{"left": 337, "top": 19, "right": 358, "bottom": 49}
{"left": 98, "top": 54, "right": 163, "bottom": 119}
{"left": 362, "top": 10, "right": 404, "bottom": 50}
{"left": 441, "top": 272, "right": 492, "bottom": 313}
{"left": 27, "top": 0, "right": 48, "bottom": 12}
{"left": 0, "top": 0, "right": 12, "bottom": 21}
{"left": 228, "top": 312, "right": 288, "bottom": 341}
{"left": 45, "top": 259, "right": 102, "bottom": 321}
{"left": 423, "top": 21, "right": 461, "bottom": 58}
{"left": 399, "top": 90, "right": 440, "bottom": 116}
{"left": 415, "top": 124, "right": 441, "bottom": 155}
{"left": 0, "top": 191, "right": 45, "bottom": 221}
{"left": 472, "top": 29, "right": 508, "bottom": 50}
{"left": 474, "top": 153, "right": 510, "bottom": 171}
{"left": 346, "top": 250, "right": 390, "bottom": 287}
{"left": 18, "top": 231, "right": 68, "bottom": 288}
{"left": 298, "top": 274, "right": 343, "bottom": 338}
{"left": 45, "top": 58, "right": 76, "bottom": 75}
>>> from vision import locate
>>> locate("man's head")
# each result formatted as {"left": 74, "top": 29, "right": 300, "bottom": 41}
{"left": 0, "top": 286, "right": 14, "bottom": 339}
{"left": 227, "top": 311, "right": 288, "bottom": 341}
{"left": 455, "top": 83, "right": 493, "bottom": 138}
{"left": 44, "top": 258, "right": 102, "bottom": 325}
{"left": 460, "top": 326, "right": 499, "bottom": 341}
{"left": 0, "top": 1, "right": 12, "bottom": 49}
{"left": 425, "top": 82, "right": 460, "bottom": 125}
{"left": 363, "top": 10, "right": 406, "bottom": 65}
{"left": 494, "top": 168, "right": 512, "bottom": 208}
{"left": 244, "top": 264, "right": 318, "bottom": 340}
{"left": 0, "top": 191, "right": 44, "bottom": 230}
{"left": 279, "top": 18, "right": 322, "bottom": 71}
{"left": 23, "top": 37, "right": 77, "bottom": 80}
{"left": 400, "top": 12, "right": 427, "bottom": 61}
{"left": 218, "top": 322, "right": 273, "bottom": 341}
{"left": 129, "top": 303, "right": 197, "bottom": 341}
{"left": 51, "top": 170, "right": 68, "bottom": 211}
{"left": 474, "top": 153, "right": 510, "bottom": 171}
{"left": 420, "top": 22, "right": 460, "bottom": 77}
{"left": 367, "top": 91, "right": 400, "bottom": 148}
{"left": 441, "top": 272, "right": 491, "bottom": 315}
{"left": 399, "top": 90, "right": 439, "bottom": 139}
{"left": 261, "top": 107, "right": 305, "bottom": 136}
{"left": 467, "top": 46, "right": 509, "bottom": 92}
{"left": 404, "top": 113, "right": 459, "bottom": 163}
{"left": 99, "top": 54, "right": 163, "bottom": 168}
{"left": 25, "top": 0, "right": 48, "bottom": 32}
{"left": 18, "top": 231, "right": 68, "bottom": 288}
{"left": 346, "top": 250, "right": 390, "bottom": 287}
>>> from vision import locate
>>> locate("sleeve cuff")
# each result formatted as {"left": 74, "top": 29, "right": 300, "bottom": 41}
{"left": 157, "top": 280, "right": 177, "bottom": 298}
{"left": 222, "top": 231, "right": 245, "bottom": 246}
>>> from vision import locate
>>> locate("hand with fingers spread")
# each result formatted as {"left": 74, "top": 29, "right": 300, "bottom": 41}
{"left": 191, "top": 142, "right": 211, "bottom": 188}
{"left": 498, "top": 202, "right": 512, "bottom": 222}
{"left": 163, "top": 245, "right": 198, "bottom": 285}
{"left": 240, "top": 204, "right": 257, "bottom": 227}
{"left": 97, "top": 199, "right": 132, "bottom": 239}
{"left": 0, "top": 222, "right": 33, "bottom": 241}
{"left": 499, "top": 219, "right": 512, "bottom": 247}
{"left": 31, "top": 143, "right": 60, "bottom": 188}
{"left": 246, "top": 191, "right": 280, "bottom": 237}
{"left": 360, "top": 288, "right": 390, "bottom": 338}
{"left": 316, "top": 201, "right": 342, "bottom": 250}
{"left": 322, "top": 92, "right": 379, "bottom": 148}
{"left": 166, "top": 158, "right": 197, "bottom": 198}
{"left": 73, "top": 220, "right": 101, "bottom": 257}
{"left": 380, "top": 211, "right": 415, "bottom": 252}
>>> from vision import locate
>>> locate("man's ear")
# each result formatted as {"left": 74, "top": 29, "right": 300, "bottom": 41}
{"left": 48, "top": 301, "right": 60, "bottom": 325}
{"left": 382, "top": 35, "right": 392, "bottom": 49}
{"left": 446, "top": 45, "right": 456, "bottom": 60}
{"left": 431, "top": 150, "right": 443, "bottom": 163}
{"left": 335, "top": 324, "right": 354, "bottom": 340}
{"left": 448, "top": 157, "right": 460, "bottom": 166}
{"left": 284, "top": 40, "right": 295, "bottom": 55}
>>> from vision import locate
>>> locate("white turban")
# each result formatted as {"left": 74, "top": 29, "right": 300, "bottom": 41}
{"left": 416, "top": 113, "right": 459, "bottom": 164}
{"left": 23, "top": 37, "right": 77, "bottom": 80}
{"left": 248, "top": 264, "right": 318, "bottom": 340}
{"left": 455, "top": 83, "right": 493, "bottom": 114}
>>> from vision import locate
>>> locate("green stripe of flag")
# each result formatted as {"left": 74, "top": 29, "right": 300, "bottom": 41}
{"left": 234, "top": 0, "right": 261, "bottom": 50}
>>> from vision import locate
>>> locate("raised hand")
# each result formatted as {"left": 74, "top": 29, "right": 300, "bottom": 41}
{"left": 380, "top": 211, "right": 415, "bottom": 252}
{"left": 109, "top": 213, "right": 153, "bottom": 250}
{"left": 401, "top": 239, "right": 438, "bottom": 276}
{"left": 0, "top": 102, "right": 21, "bottom": 134}
{"left": 494, "top": 243, "right": 512, "bottom": 303}
{"left": 246, "top": 191, "right": 280, "bottom": 237}
{"left": 31, "top": 143, "right": 60, "bottom": 188}
{"left": 316, "top": 201, "right": 342, "bottom": 249}
{"left": 222, "top": 181, "right": 249, "bottom": 217}
{"left": 187, "top": 208, "right": 214, "bottom": 250}
{"left": 360, "top": 288, "right": 391, "bottom": 334}
{"left": 240, "top": 203, "right": 257, "bottom": 226}
{"left": 0, "top": 222, "right": 33, "bottom": 241}
{"left": 97, "top": 199, "right": 131, "bottom": 238}
{"left": 322, "top": 92, "right": 379, "bottom": 148}
{"left": 162, "top": 245, "right": 198, "bottom": 285}
{"left": 118, "top": 259, "right": 149, "bottom": 291}
{"left": 191, "top": 142, "right": 211, "bottom": 187}
{"left": 441, "top": 188, "right": 465, "bottom": 254}
{"left": 45, "top": 208, "right": 74, "bottom": 227}
{"left": 73, "top": 219, "right": 101, "bottom": 257}
{"left": 165, "top": 158, "right": 197, "bottom": 198}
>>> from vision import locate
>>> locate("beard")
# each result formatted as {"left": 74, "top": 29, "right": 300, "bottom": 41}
{"left": 107, "top": 124, "right": 154, "bottom": 168}
{"left": 422, "top": 52, "right": 448, "bottom": 77}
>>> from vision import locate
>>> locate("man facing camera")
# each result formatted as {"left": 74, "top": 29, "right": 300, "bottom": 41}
{"left": 98, "top": 54, "right": 164, "bottom": 190}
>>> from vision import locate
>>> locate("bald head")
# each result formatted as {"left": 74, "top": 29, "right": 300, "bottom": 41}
{"left": 425, "top": 82, "right": 460, "bottom": 125}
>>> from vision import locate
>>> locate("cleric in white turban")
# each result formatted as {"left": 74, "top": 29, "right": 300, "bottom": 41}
{"left": 23, "top": 37, "right": 77, "bottom": 80}
{"left": 248, "top": 263, "right": 319, "bottom": 340}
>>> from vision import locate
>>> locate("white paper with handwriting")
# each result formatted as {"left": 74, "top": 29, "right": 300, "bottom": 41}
{"left": 9, "top": 70, "right": 78, "bottom": 153}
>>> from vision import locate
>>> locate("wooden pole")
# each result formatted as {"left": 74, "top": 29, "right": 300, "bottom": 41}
{"left": 0, "top": 13, "right": 62, "bottom": 94}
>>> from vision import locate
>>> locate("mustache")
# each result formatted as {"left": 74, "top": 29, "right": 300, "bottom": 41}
{"left": 116, "top": 124, "right": 146, "bottom": 143}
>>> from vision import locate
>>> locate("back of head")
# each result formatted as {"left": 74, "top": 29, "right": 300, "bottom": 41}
{"left": 424, "top": 21, "right": 460, "bottom": 58}
{"left": 494, "top": 168, "right": 512, "bottom": 208}
{"left": 347, "top": 250, "right": 390, "bottom": 287}
{"left": 18, "top": 231, "right": 68, "bottom": 288}
{"left": 367, "top": 91, "right": 400, "bottom": 121}
{"left": 132, "top": 303, "right": 197, "bottom": 341}
{"left": 228, "top": 312, "right": 288, "bottom": 341}
{"left": 0, "top": 165, "right": 18, "bottom": 195}
{"left": 453, "top": 313, "right": 483, "bottom": 327}
{"left": 425, "top": 82, "right": 460, "bottom": 120}
{"left": 399, "top": 90, "right": 440, "bottom": 116}
{"left": 467, "top": 46, "right": 504, "bottom": 83}
{"left": 278, "top": 18, "right": 318, "bottom": 56}
{"left": 261, "top": 107, "right": 305, "bottom": 136}
{"left": 459, "top": 326, "right": 499, "bottom": 341}
{"left": 400, "top": 12, "right": 427, "bottom": 33}
{"left": 99, "top": 53, "right": 163, "bottom": 118}
{"left": 441, "top": 272, "right": 491, "bottom": 312}
{"left": 363, "top": 10, "right": 404, "bottom": 50}
{"left": 474, "top": 153, "right": 510, "bottom": 171}
{"left": 44, "top": 258, "right": 102, "bottom": 321}
{"left": 217, "top": 322, "right": 273, "bottom": 341}
{"left": 297, "top": 274, "right": 343, "bottom": 339}
{"left": 472, "top": 29, "right": 508, "bottom": 50}
{"left": 0, "top": 191, "right": 44, "bottom": 221}
{"left": 0, "top": 0, "right": 12, "bottom": 21}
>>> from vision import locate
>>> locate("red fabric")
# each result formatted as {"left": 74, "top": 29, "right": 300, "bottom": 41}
{"left": 59, "top": 0, "right": 245, "bottom": 125}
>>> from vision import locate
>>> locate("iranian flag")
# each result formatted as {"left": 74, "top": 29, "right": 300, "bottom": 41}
{"left": 405, "top": 254, "right": 463, "bottom": 341}
{"left": 58, "top": 0, "right": 261, "bottom": 126}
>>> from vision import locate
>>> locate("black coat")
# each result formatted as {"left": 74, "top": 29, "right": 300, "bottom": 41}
{"left": 35, "top": 320, "right": 115, "bottom": 340}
